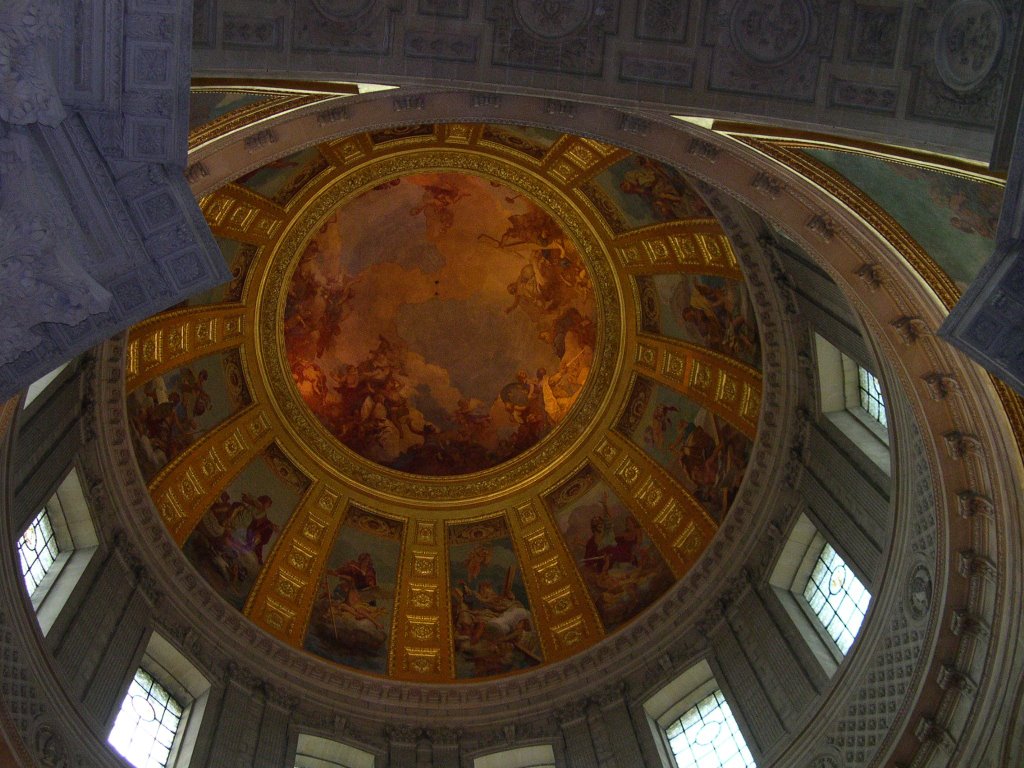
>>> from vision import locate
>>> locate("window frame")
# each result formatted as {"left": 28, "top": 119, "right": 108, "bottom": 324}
{"left": 472, "top": 744, "right": 557, "bottom": 768}
{"left": 108, "top": 632, "right": 211, "bottom": 768}
{"left": 769, "top": 514, "right": 873, "bottom": 673}
{"left": 801, "top": 541, "right": 872, "bottom": 657}
{"left": 644, "top": 659, "right": 757, "bottom": 768}
{"left": 108, "top": 666, "right": 186, "bottom": 768}
{"left": 813, "top": 333, "right": 890, "bottom": 476}
{"left": 293, "top": 733, "right": 378, "bottom": 768}
{"left": 17, "top": 467, "right": 99, "bottom": 636}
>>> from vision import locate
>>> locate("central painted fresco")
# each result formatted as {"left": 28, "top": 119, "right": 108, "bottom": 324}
{"left": 284, "top": 172, "right": 597, "bottom": 476}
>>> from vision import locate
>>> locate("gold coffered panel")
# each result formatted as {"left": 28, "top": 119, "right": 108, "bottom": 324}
{"left": 150, "top": 405, "right": 274, "bottom": 545}
{"left": 591, "top": 430, "right": 718, "bottom": 576}
{"left": 125, "top": 305, "right": 245, "bottom": 391}
{"left": 391, "top": 519, "right": 452, "bottom": 681}
{"left": 200, "top": 184, "right": 288, "bottom": 245}
{"left": 506, "top": 499, "right": 604, "bottom": 662}
{"left": 633, "top": 335, "right": 761, "bottom": 439}
{"left": 543, "top": 135, "right": 625, "bottom": 187}
{"left": 611, "top": 228, "right": 741, "bottom": 277}
{"left": 245, "top": 483, "right": 348, "bottom": 644}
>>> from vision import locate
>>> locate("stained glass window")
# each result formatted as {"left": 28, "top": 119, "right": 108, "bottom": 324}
{"left": 17, "top": 509, "right": 60, "bottom": 595}
{"left": 857, "top": 367, "right": 887, "bottom": 428}
{"left": 803, "top": 543, "right": 871, "bottom": 655}
{"left": 666, "top": 689, "right": 756, "bottom": 768}
{"left": 108, "top": 668, "right": 184, "bottom": 768}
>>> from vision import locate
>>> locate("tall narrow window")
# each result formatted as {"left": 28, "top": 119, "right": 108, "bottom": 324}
{"left": 857, "top": 367, "right": 886, "bottom": 428}
{"left": 665, "top": 688, "right": 756, "bottom": 768}
{"left": 14, "top": 469, "right": 100, "bottom": 635}
{"left": 803, "top": 542, "right": 871, "bottom": 655}
{"left": 108, "top": 668, "right": 184, "bottom": 768}
{"left": 17, "top": 509, "right": 60, "bottom": 595}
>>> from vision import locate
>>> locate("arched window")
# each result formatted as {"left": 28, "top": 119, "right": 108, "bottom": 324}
{"left": 814, "top": 333, "right": 889, "bottom": 474}
{"left": 15, "top": 467, "right": 98, "bottom": 635}
{"left": 108, "top": 632, "right": 210, "bottom": 768}
{"left": 645, "top": 660, "right": 756, "bottom": 768}
{"left": 770, "top": 514, "right": 873, "bottom": 672}
{"left": 293, "top": 734, "right": 376, "bottom": 767}
{"left": 472, "top": 744, "right": 556, "bottom": 768}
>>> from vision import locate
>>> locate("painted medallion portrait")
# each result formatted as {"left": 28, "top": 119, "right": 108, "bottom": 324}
{"left": 284, "top": 172, "right": 597, "bottom": 476}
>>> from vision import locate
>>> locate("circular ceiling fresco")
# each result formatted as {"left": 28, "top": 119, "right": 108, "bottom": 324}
{"left": 284, "top": 171, "right": 596, "bottom": 476}
{"left": 124, "top": 122, "right": 764, "bottom": 682}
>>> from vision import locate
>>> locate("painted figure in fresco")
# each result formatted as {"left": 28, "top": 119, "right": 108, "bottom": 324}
{"left": 890, "top": 163, "right": 1003, "bottom": 239}
{"left": 677, "top": 281, "right": 758, "bottom": 361}
{"left": 657, "top": 406, "right": 749, "bottom": 520}
{"left": 582, "top": 495, "right": 646, "bottom": 574}
{"left": 283, "top": 172, "right": 598, "bottom": 476}
{"left": 242, "top": 493, "right": 277, "bottom": 566}
{"left": 410, "top": 182, "right": 470, "bottom": 240}
{"left": 463, "top": 543, "right": 493, "bottom": 585}
{"left": 128, "top": 366, "right": 219, "bottom": 476}
{"left": 187, "top": 488, "right": 284, "bottom": 597}
{"left": 313, "top": 551, "right": 389, "bottom": 651}
{"left": 558, "top": 489, "right": 673, "bottom": 630}
{"left": 452, "top": 575, "right": 540, "bottom": 675}
{"left": 619, "top": 157, "right": 711, "bottom": 221}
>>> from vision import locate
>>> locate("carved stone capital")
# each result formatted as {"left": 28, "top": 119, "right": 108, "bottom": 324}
{"left": 386, "top": 724, "right": 421, "bottom": 745}
{"left": 956, "top": 490, "right": 994, "bottom": 518}
{"left": 922, "top": 372, "right": 961, "bottom": 400}
{"left": 854, "top": 262, "right": 884, "bottom": 290}
{"left": 891, "top": 315, "right": 928, "bottom": 344}
{"left": 950, "top": 608, "right": 988, "bottom": 637}
{"left": 942, "top": 431, "right": 983, "bottom": 460}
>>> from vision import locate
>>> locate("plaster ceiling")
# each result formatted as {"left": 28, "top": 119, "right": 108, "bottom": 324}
{"left": 124, "top": 121, "right": 764, "bottom": 682}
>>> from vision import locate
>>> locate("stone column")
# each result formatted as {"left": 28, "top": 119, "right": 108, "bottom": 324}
{"left": 387, "top": 724, "right": 419, "bottom": 766}
{"left": 429, "top": 727, "right": 461, "bottom": 768}
{"left": 201, "top": 665, "right": 261, "bottom": 768}
{"left": 251, "top": 686, "right": 294, "bottom": 768}
{"left": 52, "top": 550, "right": 133, "bottom": 700}
{"left": 710, "top": 605, "right": 786, "bottom": 759}
{"left": 80, "top": 579, "right": 152, "bottom": 730}
{"left": 557, "top": 704, "right": 599, "bottom": 768}
{"left": 594, "top": 687, "right": 645, "bottom": 768}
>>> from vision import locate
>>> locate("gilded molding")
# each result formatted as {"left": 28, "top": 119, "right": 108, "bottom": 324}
{"left": 590, "top": 430, "right": 718, "bottom": 578}
{"left": 633, "top": 334, "right": 761, "bottom": 439}
{"left": 149, "top": 405, "right": 274, "bottom": 544}
{"left": 200, "top": 183, "right": 289, "bottom": 245}
{"left": 125, "top": 305, "right": 245, "bottom": 391}
{"left": 245, "top": 483, "right": 349, "bottom": 644}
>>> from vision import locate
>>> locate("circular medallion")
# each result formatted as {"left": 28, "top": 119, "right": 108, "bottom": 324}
{"left": 514, "top": 0, "right": 594, "bottom": 39}
{"left": 730, "top": 0, "right": 813, "bottom": 65}
{"left": 283, "top": 172, "right": 597, "bottom": 477}
{"left": 935, "top": 0, "right": 1004, "bottom": 93}
{"left": 905, "top": 562, "right": 933, "bottom": 622}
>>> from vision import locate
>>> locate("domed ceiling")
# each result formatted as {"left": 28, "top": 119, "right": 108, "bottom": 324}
{"left": 123, "top": 122, "right": 763, "bottom": 682}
